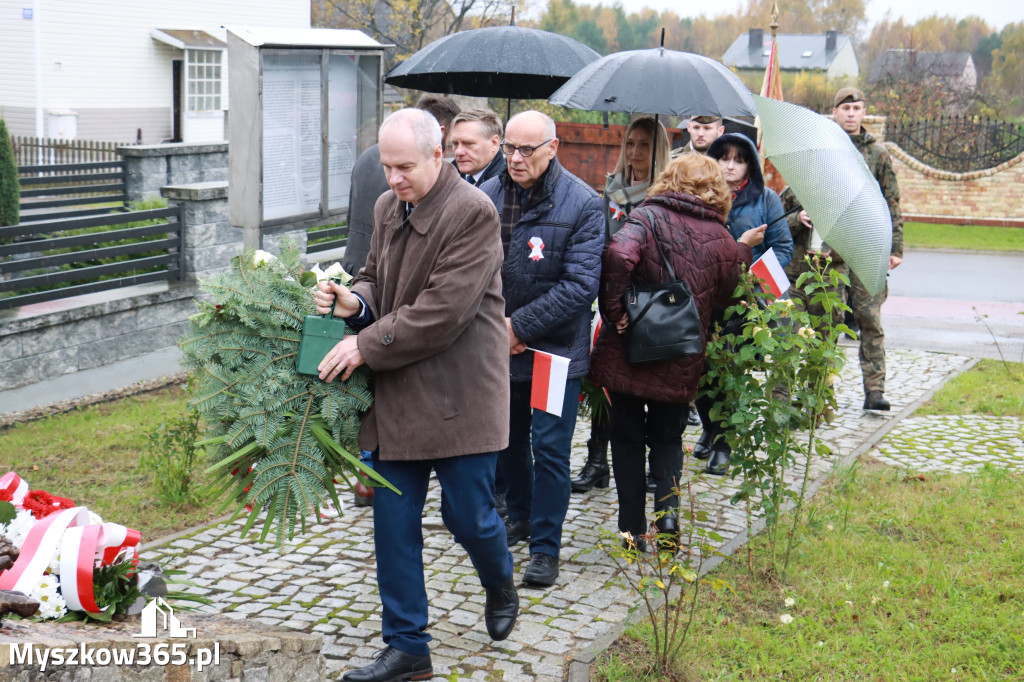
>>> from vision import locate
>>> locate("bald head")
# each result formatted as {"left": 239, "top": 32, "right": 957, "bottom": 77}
{"left": 503, "top": 110, "right": 558, "bottom": 189}
{"left": 379, "top": 108, "right": 443, "bottom": 205}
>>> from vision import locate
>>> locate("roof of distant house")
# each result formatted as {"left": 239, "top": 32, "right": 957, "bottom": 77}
{"left": 868, "top": 50, "right": 974, "bottom": 83}
{"left": 722, "top": 31, "right": 853, "bottom": 71}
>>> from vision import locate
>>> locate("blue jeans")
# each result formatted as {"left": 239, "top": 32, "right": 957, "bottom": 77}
{"left": 500, "top": 378, "right": 581, "bottom": 557}
{"left": 372, "top": 451, "right": 513, "bottom": 656}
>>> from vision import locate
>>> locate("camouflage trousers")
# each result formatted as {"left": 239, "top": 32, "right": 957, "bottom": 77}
{"left": 848, "top": 272, "right": 888, "bottom": 393}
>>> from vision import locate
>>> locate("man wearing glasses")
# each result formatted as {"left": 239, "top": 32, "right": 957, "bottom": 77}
{"left": 479, "top": 110, "right": 604, "bottom": 587}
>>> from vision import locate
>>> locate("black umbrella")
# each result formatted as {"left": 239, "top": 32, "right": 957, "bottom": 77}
{"left": 549, "top": 31, "right": 756, "bottom": 179}
{"left": 384, "top": 22, "right": 600, "bottom": 102}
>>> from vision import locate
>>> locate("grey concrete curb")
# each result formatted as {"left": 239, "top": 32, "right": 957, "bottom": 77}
{"left": 566, "top": 355, "right": 980, "bottom": 680}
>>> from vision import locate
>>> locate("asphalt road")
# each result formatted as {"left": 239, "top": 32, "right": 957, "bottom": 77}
{"left": 875, "top": 249, "right": 1024, "bottom": 362}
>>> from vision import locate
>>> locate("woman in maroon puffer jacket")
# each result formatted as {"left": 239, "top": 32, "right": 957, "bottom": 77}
{"left": 589, "top": 153, "right": 760, "bottom": 551}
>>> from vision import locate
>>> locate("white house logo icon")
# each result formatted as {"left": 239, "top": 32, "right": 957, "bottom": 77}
{"left": 133, "top": 597, "right": 197, "bottom": 638}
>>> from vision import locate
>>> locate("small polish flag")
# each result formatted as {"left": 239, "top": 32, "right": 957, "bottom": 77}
{"left": 750, "top": 247, "right": 790, "bottom": 298}
{"left": 529, "top": 349, "right": 571, "bottom": 417}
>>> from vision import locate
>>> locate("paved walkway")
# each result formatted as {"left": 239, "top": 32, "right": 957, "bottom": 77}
{"left": 137, "top": 347, "right": 982, "bottom": 680}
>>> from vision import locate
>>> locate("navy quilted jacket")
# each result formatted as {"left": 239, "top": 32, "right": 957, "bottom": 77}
{"left": 589, "top": 192, "right": 752, "bottom": 403}
{"left": 480, "top": 158, "right": 604, "bottom": 382}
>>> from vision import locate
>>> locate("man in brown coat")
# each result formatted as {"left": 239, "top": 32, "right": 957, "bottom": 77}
{"left": 314, "top": 108, "right": 518, "bottom": 682}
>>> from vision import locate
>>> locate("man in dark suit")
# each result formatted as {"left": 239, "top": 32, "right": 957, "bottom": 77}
{"left": 451, "top": 108, "right": 506, "bottom": 186}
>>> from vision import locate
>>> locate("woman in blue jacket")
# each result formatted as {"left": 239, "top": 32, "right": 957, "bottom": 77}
{"left": 696, "top": 134, "right": 794, "bottom": 475}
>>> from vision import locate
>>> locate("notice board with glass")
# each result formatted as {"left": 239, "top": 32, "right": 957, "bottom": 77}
{"left": 228, "top": 28, "right": 384, "bottom": 231}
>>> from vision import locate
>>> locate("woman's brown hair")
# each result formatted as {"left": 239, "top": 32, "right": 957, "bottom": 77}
{"left": 647, "top": 153, "right": 732, "bottom": 217}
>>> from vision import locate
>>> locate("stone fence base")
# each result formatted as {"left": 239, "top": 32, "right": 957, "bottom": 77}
{"left": 0, "top": 614, "right": 325, "bottom": 681}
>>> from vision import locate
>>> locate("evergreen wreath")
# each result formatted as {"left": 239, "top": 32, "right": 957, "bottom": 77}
{"left": 178, "top": 244, "right": 393, "bottom": 544}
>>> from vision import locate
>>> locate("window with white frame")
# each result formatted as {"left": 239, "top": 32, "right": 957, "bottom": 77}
{"left": 187, "top": 49, "right": 223, "bottom": 112}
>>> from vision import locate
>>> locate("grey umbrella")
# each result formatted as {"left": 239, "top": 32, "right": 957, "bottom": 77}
{"left": 548, "top": 46, "right": 757, "bottom": 119}
{"left": 549, "top": 37, "right": 756, "bottom": 178}
{"left": 384, "top": 24, "right": 601, "bottom": 101}
{"left": 755, "top": 95, "right": 891, "bottom": 295}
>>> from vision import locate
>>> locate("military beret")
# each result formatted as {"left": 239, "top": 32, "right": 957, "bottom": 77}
{"left": 689, "top": 115, "right": 722, "bottom": 124}
{"left": 833, "top": 86, "right": 864, "bottom": 108}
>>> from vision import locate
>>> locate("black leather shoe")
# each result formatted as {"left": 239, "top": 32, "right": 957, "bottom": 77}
{"left": 341, "top": 645, "right": 433, "bottom": 682}
{"left": 505, "top": 518, "right": 530, "bottom": 546}
{"left": 484, "top": 577, "right": 519, "bottom": 641}
{"left": 522, "top": 552, "right": 559, "bottom": 587}
{"left": 620, "top": 532, "right": 647, "bottom": 554}
{"left": 705, "top": 448, "right": 730, "bottom": 476}
{"left": 693, "top": 430, "right": 714, "bottom": 460}
{"left": 863, "top": 390, "right": 890, "bottom": 411}
{"left": 494, "top": 492, "right": 507, "bottom": 519}
{"left": 570, "top": 461, "right": 610, "bottom": 493}
{"left": 687, "top": 405, "right": 701, "bottom": 426}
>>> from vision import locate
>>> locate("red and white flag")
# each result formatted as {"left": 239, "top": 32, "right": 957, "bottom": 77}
{"left": 750, "top": 247, "right": 790, "bottom": 298}
{"left": 529, "top": 349, "right": 571, "bottom": 417}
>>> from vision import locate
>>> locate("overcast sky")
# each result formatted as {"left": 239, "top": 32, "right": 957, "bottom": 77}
{"left": 565, "top": 0, "right": 1021, "bottom": 34}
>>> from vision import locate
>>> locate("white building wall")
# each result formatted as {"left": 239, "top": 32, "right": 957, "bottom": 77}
{"left": 826, "top": 42, "right": 860, "bottom": 80}
{"left": 0, "top": 0, "right": 309, "bottom": 138}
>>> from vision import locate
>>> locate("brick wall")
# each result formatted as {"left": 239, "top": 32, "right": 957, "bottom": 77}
{"left": 887, "top": 145, "right": 1024, "bottom": 226}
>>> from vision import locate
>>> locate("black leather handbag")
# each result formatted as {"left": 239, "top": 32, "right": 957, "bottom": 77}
{"left": 623, "top": 210, "right": 703, "bottom": 363}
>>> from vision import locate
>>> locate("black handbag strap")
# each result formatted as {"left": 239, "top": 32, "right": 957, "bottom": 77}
{"left": 627, "top": 207, "right": 690, "bottom": 326}
{"left": 637, "top": 207, "right": 678, "bottom": 282}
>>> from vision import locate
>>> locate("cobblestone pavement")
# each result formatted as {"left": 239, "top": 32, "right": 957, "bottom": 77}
{"left": 873, "top": 415, "right": 1024, "bottom": 473}
{"left": 144, "top": 348, "right": 972, "bottom": 680}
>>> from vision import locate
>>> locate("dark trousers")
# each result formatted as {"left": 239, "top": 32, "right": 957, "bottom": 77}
{"left": 608, "top": 391, "right": 686, "bottom": 536}
{"left": 372, "top": 451, "right": 513, "bottom": 656}
{"left": 500, "top": 378, "right": 581, "bottom": 557}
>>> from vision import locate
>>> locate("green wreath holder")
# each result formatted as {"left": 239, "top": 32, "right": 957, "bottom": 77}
{"left": 178, "top": 244, "right": 397, "bottom": 544}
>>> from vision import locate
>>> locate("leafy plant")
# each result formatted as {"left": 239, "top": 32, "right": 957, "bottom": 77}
{"left": 178, "top": 242, "right": 394, "bottom": 545}
{"left": 0, "top": 118, "right": 18, "bottom": 227}
{"left": 702, "top": 258, "right": 850, "bottom": 576}
{"left": 141, "top": 392, "right": 205, "bottom": 505}
{"left": 600, "top": 463, "right": 732, "bottom": 677}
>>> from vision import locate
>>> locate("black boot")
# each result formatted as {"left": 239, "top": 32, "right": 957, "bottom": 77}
{"left": 693, "top": 430, "right": 714, "bottom": 460}
{"left": 571, "top": 437, "right": 610, "bottom": 493}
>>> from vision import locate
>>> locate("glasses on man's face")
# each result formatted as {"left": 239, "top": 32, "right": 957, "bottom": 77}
{"left": 500, "top": 138, "right": 553, "bottom": 158}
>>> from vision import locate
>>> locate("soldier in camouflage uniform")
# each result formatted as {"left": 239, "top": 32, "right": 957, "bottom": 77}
{"left": 833, "top": 87, "right": 903, "bottom": 410}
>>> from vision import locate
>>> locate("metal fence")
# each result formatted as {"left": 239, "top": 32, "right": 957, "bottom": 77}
{"left": 306, "top": 222, "right": 348, "bottom": 254}
{"left": 0, "top": 205, "right": 184, "bottom": 309}
{"left": 884, "top": 116, "right": 1024, "bottom": 173}
{"left": 18, "top": 160, "right": 128, "bottom": 221}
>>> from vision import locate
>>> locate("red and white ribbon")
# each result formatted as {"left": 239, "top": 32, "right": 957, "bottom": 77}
{"left": 0, "top": 506, "right": 90, "bottom": 595}
{"left": 0, "top": 472, "right": 28, "bottom": 505}
{"left": 0, "top": 506, "right": 141, "bottom": 614}
{"left": 60, "top": 522, "right": 141, "bottom": 613}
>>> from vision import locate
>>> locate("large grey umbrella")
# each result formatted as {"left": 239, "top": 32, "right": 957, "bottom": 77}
{"left": 548, "top": 47, "right": 757, "bottom": 119}
{"left": 549, "top": 41, "right": 756, "bottom": 178}
{"left": 384, "top": 25, "right": 601, "bottom": 100}
{"left": 755, "top": 95, "right": 891, "bottom": 295}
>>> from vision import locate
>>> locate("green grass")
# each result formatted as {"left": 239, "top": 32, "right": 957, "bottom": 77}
{"left": 916, "top": 359, "right": 1024, "bottom": 418}
{"left": 905, "top": 222, "right": 1024, "bottom": 252}
{"left": 0, "top": 385, "right": 224, "bottom": 542}
{"left": 595, "top": 459, "right": 1024, "bottom": 680}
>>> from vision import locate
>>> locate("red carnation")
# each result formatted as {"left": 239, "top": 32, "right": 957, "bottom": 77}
{"left": 22, "top": 489, "right": 76, "bottom": 519}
